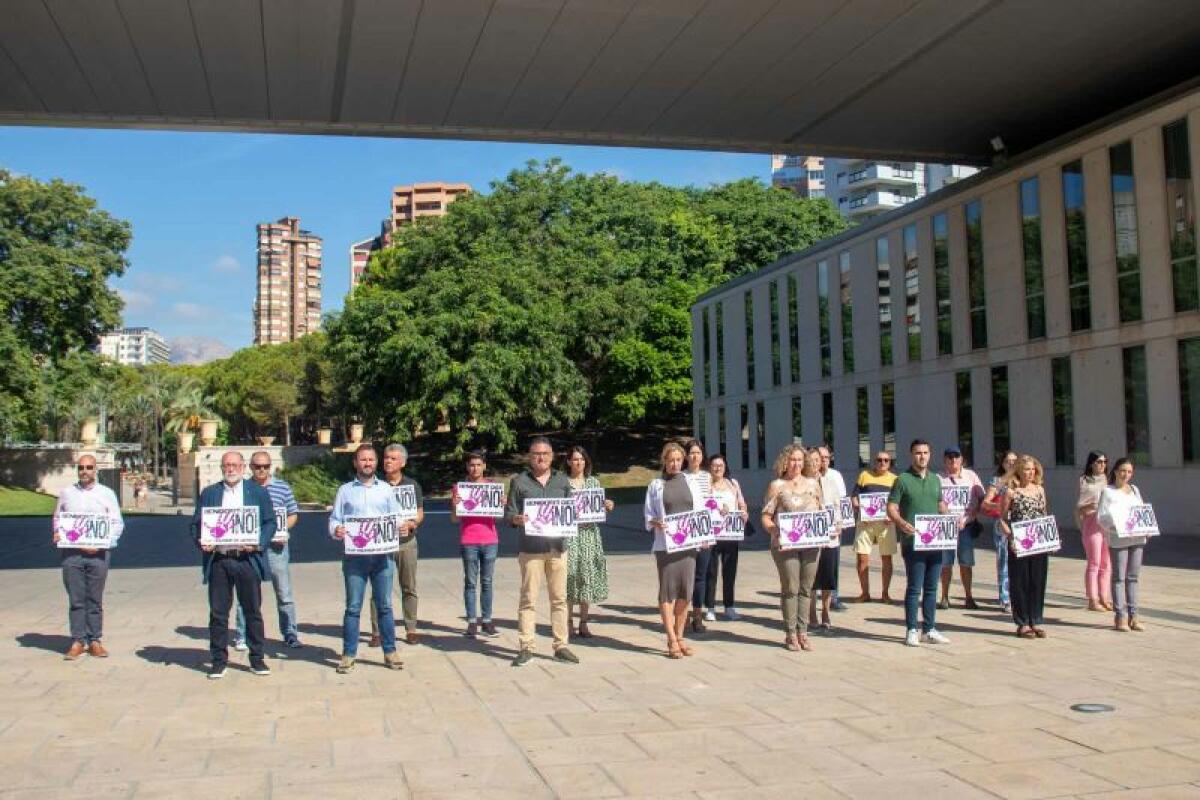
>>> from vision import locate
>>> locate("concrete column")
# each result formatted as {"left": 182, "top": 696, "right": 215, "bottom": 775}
{"left": 1073, "top": 346, "right": 1125, "bottom": 460}
{"left": 798, "top": 262, "right": 821, "bottom": 385}
{"left": 1041, "top": 166, "right": 1070, "bottom": 339}
{"left": 1147, "top": 336, "right": 1182, "bottom": 467}
{"left": 888, "top": 226, "right": 909, "bottom": 368}
{"left": 1009, "top": 358, "right": 1053, "bottom": 467}
{"left": 1133, "top": 126, "right": 1172, "bottom": 321}
{"left": 947, "top": 203, "right": 970, "bottom": 355}
{"left": 916, "top": 216, "right": 938, "bottom": 360}
{"left": 983, "top": 182, "right": 1025, "bottom": 348}
{"left": 1084, "top": 145, "right": 1119, "bottom": 330}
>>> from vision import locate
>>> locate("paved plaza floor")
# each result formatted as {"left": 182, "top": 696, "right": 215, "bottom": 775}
{"left": 2, "top": 528, "right": 1200, "bottom": 799}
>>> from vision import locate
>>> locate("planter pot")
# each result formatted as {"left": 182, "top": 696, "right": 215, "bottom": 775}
{"left": 80, "top": 419, "right": 99, "bottom": 446}
{"left": 349, "top": 423, "right": 364, "bottom": 444}
{"left": 178, "top": 432, "right": 195, "bottom": 453}
{"left": 199, "top": 419, "right": 219, "bottom": 446}
{"left": 257, "top": 436, "right": 275, "bottom": 446}
{"left": 317, "top": 428, "right": 332, "bottom": 445}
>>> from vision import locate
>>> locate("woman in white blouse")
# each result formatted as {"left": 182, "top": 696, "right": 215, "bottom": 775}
{"left": 1096, "top": 457, "right": 1150, "bottom": 632}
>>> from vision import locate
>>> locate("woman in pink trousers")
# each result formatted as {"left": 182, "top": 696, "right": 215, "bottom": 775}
{"left": 1076, "top": 451, "right": 1112, "bottom": 612}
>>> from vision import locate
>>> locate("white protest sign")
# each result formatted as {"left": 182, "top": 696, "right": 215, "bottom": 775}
{"left": 689, "top": 471, "right": 712, "bottom": 500}
{"left": 272, "top": 506, "right": 289, "bottom": 543}
{"left": 344, "top": 514, "right": 402, "bottom": 555}
{"left": 714, "top": 510, "right": 746, "bottom": 541}
{"left": 913, "top": 514, "right": 958, "bottom": 551}
{"left": 54, "top": 513, "right": 115, "bottom": 549}
{"left": 941, "top": 484, "right": 971, "bottom": 515}
{"left": 776, "top": 510, "right": 832, "bottom": 551}
{"left": 858, "top": 492, "right": 890, "bottom": 523}
{"left": 839, "top": 496, "right": 855, "bottom": 529}
{"left": 664, "top": 509, "right": 715, "bottom": 553}
{"left": 822, "top": 505, "right": 842, "bottom": 548}
{"left": 523, "top": 498, "right": 578, "bottom": 538}
{"left": 1011, "top": 515, "right": 1061, "bottom": 557}
{"left": 1118, "top": 503, "right": 1160, "bottom": 537}
{"left": 454, "top": 482, "right": 505, "bottom": 518}
{"left": 393, "top": 483, "right": 419, "bottom": 521}
{"left": 201, "top": 506, "right": 261, "bottom": 547}
{"left": 572, "top": 487, "right": 607, "bottom": 524}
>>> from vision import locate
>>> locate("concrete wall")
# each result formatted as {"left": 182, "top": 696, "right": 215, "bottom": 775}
{"left": 0, "top": 448, "right": 119, "bottom": 497}
{"left": 693, "top": 86, "right": 1200, "bottom": 534}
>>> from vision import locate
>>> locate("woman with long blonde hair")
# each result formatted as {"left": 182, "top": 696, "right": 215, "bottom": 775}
{"left": 761, "top": 445, "right": 824, "bottom": 652}
{"left": 999, "top": 455, "right": 1051, "bottom": 638}
{"left": 644, "top": 441, "right": 703, "bottom": 658}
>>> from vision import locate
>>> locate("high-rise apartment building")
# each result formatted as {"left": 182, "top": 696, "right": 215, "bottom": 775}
{"left": 98, "top": 327, "right": 170, "bottom": 365}
{"left": 349, "top": 219, "right": 392, "bottom": 291}
{"left": 391, "top": 182, "right": 470, "bottom": 230}
{"left": 254, "top": 217, "right": 322, "bottom": 344}
{"left": 772, "top": 155, "right": 979, "bottom": 221}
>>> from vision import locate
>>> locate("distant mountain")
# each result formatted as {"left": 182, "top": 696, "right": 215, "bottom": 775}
{"left": 169, "top": 336, "right": 234, "bottom": 365}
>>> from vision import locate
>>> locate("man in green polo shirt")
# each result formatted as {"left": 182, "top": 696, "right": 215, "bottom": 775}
{"left": 887, "top": 439, "right": 950, "bottom": 647}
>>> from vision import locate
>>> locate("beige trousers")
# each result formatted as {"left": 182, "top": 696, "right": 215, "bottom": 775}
{"left": 517, "top": 550, "right": 569, "bottom": 652}
{"left": 771, "top": 546, "right": 820, "bottom": 635}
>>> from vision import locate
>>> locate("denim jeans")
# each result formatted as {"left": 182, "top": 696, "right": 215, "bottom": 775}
{"left": 902, "top": 542, "right": 942, "bottom": 633}
{"left": 461, "top": 543, "right": 498, "bottom": 622}
{"left": 992, "top": 523, "right": 1010, "bottom": 605}
{"left": 342, "top": 555, "right": 396, "bottom": 656}
{"left": 236, "top": 545, "right": 297, "bottom": 642}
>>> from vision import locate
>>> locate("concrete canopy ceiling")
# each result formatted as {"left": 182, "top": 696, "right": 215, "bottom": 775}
{"left": 2, "top": 0, "right": 1199, "bottom": 164}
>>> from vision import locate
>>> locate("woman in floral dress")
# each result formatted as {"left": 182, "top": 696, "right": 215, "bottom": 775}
{"left": 565, "top": 445, "right": 614, "bottom": 637}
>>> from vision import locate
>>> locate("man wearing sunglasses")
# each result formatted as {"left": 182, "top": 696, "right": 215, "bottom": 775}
{"left": 232, "top": 452, "right": 301, "bottom": 650}
{"left": 851, "top": 451, "right": 898, "bottom": 603}
{"left": 52, "top": 454, "right": 124, "bottom": 660}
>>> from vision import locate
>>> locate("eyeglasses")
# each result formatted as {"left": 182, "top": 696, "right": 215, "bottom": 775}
{"left": 251, "top": 464, "right": 271, "bottom": 470}
{"left": 77, "top": 465, "right": 96, "bottom": 471}
{"left": 1095, "top": 458, "right": 1108, "bottom": 463}
{"left": 874, "top": 458, "right": 891, "bottom": 463}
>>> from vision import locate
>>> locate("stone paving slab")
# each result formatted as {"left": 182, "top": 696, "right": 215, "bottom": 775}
{"left": 1, "top": 542, "right": 1199, "bottom": 799}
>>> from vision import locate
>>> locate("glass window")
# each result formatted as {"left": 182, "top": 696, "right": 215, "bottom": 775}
{"left": 882, "top": 382, "right": 896, "bottom": 455}
{"left": 933, "top": 213, "right": 952, "bottom": 355}
{"left": 701, "top": 306, "right": 711, "bottom": 399}
{"left": 787, "top": 274, "right": 800, "bottom": 384}
{"left": 857, "top": 386, "right": 870, "bottom": 469}
{"left": 744, "top": 292, "right": 756, "bottom": 392}
{"left": 718, "top": 406, "right": 727, "bottom": 457}
{"left": 822, "top": 392, "right": 834, "bottom": 451}
{"left": 1110, "top": 141, "right": 1141, "bottom": 322}
{"left": 876, "top": 237, "right": 892, "bottom": 366}
{"left": 1123, "top": 346, "right": 1150, "bottom": 464}
{"left": 1063, "top": 160, "right": 1091, "bottom": 331}
{"left": 839, "top": 251, "right": 854, "bottom": 374}
{"left": 991, "top": 365, "right": 1010, "bottom": 456}
{"left": 1164, "top": 119, "right": 1198, "bottom": 312}
{"left": 756, "top": 401, "right": 766, "bottom": 468}
{"left": 903, "top": 224, "right": 920, "bottom": 361}
{"left": 740, "top": 403, "right": 750, "bottom": 470}
{"left": 791, "top": 396, "right": 804, "bottom": 445}
{"left": 1051, "top": 356, "right": 1075, "bottom": 466}
{"left": 1181, "top": 338, "right": 1200, "bottom": 462}
{"left": 715, "top": 302, "right": 725, "bottom": 396}
{"left": 956, "top": 371, "right": 974, "bottom": 464}
{"left": 817, "top": 261, "right": 831, "bottom": 377}
{"left": 1020, "top": 177, "right": 1046, "bottom": 340}
{"left": 769, "top": 282, "right": 781, "bottom": 386}
{"left": 965, "top": 200, "right": 987, "bottom": 349}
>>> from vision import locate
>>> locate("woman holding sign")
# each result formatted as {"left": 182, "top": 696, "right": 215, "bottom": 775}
{"left": 683, "top": 438, "right": 714, "bottom": 634}
{"left": 565, "top": 446, "right": 613, "bottom": 638}
{"left": 644, "top": 441, "right": 702, "bottom": 658}
{"left": 704, "top": 454, "right": 748, "bottom": 620}
{"left": 1076, "top": 451, "right": 1113, "bottom": 612}
{"left": 450, "top": 451, "right": 502, "bottom": 639}
{"left": 1097, "top": 458, "right": 1150, "bottom": 632}
{"left": 999, "top": 455, "right": 1051, "bottom": 639}
{"left": 761, "top": 445, "right": 825, "bottom": 652}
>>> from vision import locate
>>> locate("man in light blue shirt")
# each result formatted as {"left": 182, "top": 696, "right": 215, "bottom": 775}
{"left": 329, "top": 444, "right": 404, "bottom": 674}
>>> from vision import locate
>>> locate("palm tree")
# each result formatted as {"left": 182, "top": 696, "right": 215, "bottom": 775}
{"left": 165, "top": 380, "right": 219, "bottom": 437}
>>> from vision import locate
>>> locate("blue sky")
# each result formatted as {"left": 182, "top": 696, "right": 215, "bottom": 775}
{"left": 1, "top": 127, "right": 768, "bottom": 353}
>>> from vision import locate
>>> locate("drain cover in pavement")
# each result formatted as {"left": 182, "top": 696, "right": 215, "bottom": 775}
{"left": 1070, "top": 703, "right": 1115, "bottom": 713}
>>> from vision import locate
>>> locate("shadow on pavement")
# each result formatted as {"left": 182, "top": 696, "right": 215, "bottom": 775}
{"left": 16, "top": 632, "right": 73, "bottom": 654}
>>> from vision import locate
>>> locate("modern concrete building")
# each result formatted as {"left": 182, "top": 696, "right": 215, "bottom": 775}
{"left": 97, "top": 327, "right": 170, "bottom": 365}
{"left": 348, "top": 219, "right": 392, "bottom": 291}
{"left": 770, "top": 155, "right": 825, "bottom": 199}
{"left": 254, "top": 217, "right": 322, "bottom": 345}
{"left": 693, "top": 83, "right": 1200, "bottom": 535}
{"left": 390, "top": 182, "right": 470, "bottom": 231}
{"left": 823, "top": 159, "right": 980, "bottom": 221}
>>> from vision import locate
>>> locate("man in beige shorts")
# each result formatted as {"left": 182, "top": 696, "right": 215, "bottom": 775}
{"left": 852, "top": 451, "right": 898, "bottom": 602}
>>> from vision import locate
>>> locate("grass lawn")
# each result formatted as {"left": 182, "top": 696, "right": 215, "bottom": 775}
{"left": 0, "top": 486, "right": 57, "bottom": 516}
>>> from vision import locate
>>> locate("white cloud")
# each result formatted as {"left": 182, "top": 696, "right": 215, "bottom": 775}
{"left": 211, "top": 254, "right": 241, "bottom": 273}
{"left": 117, "top": 288, "right": 154, "bottom": 313}
{"left": 172, "top": 302, "right": 214, "bottom": 320}
{"left": 132, "top": 273, "right": 184, "bottom": 293}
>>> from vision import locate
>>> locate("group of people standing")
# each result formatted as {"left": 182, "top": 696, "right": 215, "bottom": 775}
{"left": 48, "top": 434, "right": 1156, "bottom": 672}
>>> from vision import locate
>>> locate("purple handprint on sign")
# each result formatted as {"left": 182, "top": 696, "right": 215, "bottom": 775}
{"left": 65, "top": 525, "right": 82, "bottom": 543}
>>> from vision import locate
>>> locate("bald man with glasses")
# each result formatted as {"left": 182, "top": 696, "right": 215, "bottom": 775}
{"left": 52, "top": 454, "right": 124, "bottom": 659}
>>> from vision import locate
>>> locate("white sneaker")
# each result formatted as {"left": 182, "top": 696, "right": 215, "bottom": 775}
{"left": 922, "top": 629, "right": 951, "bottom": 645}
{"left": 233, "top": 639, "right": 248, "bottom": 652}
{"left": 904, "top": 629, "right": 920, "bottom": 647}
{"left": 704, "top": 609, "right": 717, "bottom": 622}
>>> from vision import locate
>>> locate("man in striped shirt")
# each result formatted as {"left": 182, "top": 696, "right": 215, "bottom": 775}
{"left": 233, "top": 451, "right": 302, "bottom": 649}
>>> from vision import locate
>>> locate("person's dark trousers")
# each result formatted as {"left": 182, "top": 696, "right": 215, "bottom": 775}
{"left": 61, "top": 550, "right": 109, "bottom": 643}
{"left": 901, "top": 542, "right": 941, "bottom": 633}
{"left": 692, "top": 548, "right": 713, "bottom": 610}
{"left": 1010, "top": 552, "right": 1049, "bottom": 627}
{"left": 704, "top": 541, "right": 740, "bottom": 609}
{"left": 208, "top": 554, "right": 265, "bottom": 666}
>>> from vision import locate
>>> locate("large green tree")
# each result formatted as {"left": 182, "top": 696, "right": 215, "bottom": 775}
{"left": 327, "top": 160, "right": 846, "bottom": 452}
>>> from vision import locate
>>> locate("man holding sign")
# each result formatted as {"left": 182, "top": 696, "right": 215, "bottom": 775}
{"left": 191, "top": 450, "right": 277, "bottom": 679}
{"left": 329, "top": 444, "right": 406, "bottom": 674}
{"left": 887, "top": 440, "right": 951, "bottom": 647}
{"left": 937, "top": 447, "right": 984, "bottom": 610}
{"left": 233, "top": 452, "right": 301, "bottom": 650}
{"left": 505, "top": 436, "right": 579, "bottom": 667}
{"left": 367, "top": 443, "right": 425, "bottom": 647}
{"left": 52, "top": 454, "right": 124, "bottom": 660}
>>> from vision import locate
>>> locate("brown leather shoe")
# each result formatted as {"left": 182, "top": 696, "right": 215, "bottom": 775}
{"left": 88, "top": 641, "right": 108, "bottom": 658}
{"left": 64, "top": 641, "right": 85, "bottom": 660}
{"left": 406, "top": 631, "right": 420, "bottom": 645}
